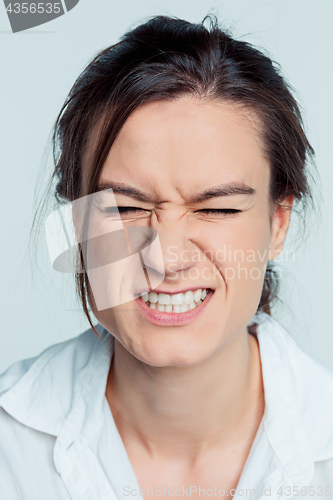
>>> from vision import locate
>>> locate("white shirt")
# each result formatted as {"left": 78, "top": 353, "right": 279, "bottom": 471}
{"left": 1, "top": 311, "right": 333, "bottom": 500}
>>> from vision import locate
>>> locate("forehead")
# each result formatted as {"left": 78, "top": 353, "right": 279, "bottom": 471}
{"left": 99, "top": 97, "right": 269, "bottom": 201}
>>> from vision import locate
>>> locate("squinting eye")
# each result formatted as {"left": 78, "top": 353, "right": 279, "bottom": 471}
{"left": 104, "top": 206, "right": 150, "bottom": 216}
{"left": 197, "top": 209, "right": 242, "bottom": 215}
{"left": 101, "top": 207, "right": 241, "bottom": 218}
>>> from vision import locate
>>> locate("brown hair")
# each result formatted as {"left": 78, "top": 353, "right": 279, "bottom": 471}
{"left": 40, "top": 14, "right": 316, "bottom": 335}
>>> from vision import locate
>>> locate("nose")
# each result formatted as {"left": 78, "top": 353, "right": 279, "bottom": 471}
{"left": 148, "top": 209, "right": 199, "bottom": 279}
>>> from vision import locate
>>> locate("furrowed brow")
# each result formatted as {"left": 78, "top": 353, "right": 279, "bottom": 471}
{"left": 95, "top": 181, "right": 255, "bottom": 204}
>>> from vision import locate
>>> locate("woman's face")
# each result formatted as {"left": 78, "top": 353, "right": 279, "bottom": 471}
{"left": 88, "top": 96, "right": 292, "bottom": 367}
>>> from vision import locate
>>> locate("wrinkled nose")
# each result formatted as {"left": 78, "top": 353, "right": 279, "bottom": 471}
{"left": 146, "top": 209, "right": 200, "bottom": 280}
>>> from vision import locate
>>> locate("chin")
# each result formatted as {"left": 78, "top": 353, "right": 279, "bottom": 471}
{"left": 120, "top": 333, "right": 215, "bottom": 368}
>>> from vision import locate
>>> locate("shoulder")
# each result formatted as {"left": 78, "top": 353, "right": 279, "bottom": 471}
{"left": 0, "top": 323, "right": 111, "bottom": 497}
{"left": 262, "top": 312, "right": 333, "bottom": 393}
{"left": 0, "top": 325, "right": 102, "bottom": 395}
{"left": 258, "top": 312, "right": 333, "bottom": 459}
{"left": 0, "top": 323, "right": 108, "bottom": 435}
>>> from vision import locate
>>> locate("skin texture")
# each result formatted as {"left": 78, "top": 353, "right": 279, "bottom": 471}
{"left": 88, "top": 96, "right": 293, "bottom": 494}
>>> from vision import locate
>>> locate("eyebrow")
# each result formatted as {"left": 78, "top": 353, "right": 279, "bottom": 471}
{"left": 95, "top": 182, "right": 150, "bottom": 202}
{"left": 189, "top": 182, "right": 256, "bottom": 203}
{"left": 95, "top": 181, "right": 256, "bottom": 203}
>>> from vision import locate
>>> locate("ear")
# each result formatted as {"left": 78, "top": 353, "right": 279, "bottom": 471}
{"left": 269, "top": 195, "right": 294, "bottom": 260}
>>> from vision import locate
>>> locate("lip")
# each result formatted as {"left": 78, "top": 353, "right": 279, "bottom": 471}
{"left": 138, "top": 286, "right": 214, "bottom": 295}
{"left": 135, "top": 289, "right": 214, "bottom": 326}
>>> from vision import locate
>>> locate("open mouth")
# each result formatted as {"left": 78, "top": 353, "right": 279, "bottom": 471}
{"left": 139, "top": 288, "right": 213, "bottom": 313}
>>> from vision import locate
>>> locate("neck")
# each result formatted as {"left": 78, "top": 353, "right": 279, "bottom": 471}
{"left": 105, "top": 328, "right": 264, "bottom": 462}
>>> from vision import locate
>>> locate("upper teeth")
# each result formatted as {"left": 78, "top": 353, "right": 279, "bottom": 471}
{"left": 140, "top": 288, "right": 208, "bottom": 313}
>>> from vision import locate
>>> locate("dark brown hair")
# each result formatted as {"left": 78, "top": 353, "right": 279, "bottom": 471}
{"left": 42, "top": 14, "right": 316, "bottom": 335}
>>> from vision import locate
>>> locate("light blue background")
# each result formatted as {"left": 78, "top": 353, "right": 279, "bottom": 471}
{"left": 0, "top": 0, "right": 332, "bottom": 372}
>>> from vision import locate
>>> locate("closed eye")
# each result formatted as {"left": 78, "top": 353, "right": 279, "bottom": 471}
{"left": 116, "top": 207, "right": 146, "bottom": 214}
{"left": 103, "top": 206, "right": 150, "bottom": 217}
{"left": 196, "top": 209, "right": 242, "bottom": 215}
{"left": 102, "top": 207, "right": 242, "bottom": 217}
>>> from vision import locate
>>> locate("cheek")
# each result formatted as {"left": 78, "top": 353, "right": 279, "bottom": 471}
{"left": 202, "top": 218, "right": 271, "bottom": 293}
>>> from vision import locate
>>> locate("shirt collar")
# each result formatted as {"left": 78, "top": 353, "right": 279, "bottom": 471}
{"left": 1, "top": 313, "right": 333, "bottom": 483}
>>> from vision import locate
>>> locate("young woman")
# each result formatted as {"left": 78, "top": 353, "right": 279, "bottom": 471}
{"left": 1, "top": 14, "right": 333, "bottom": 500}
